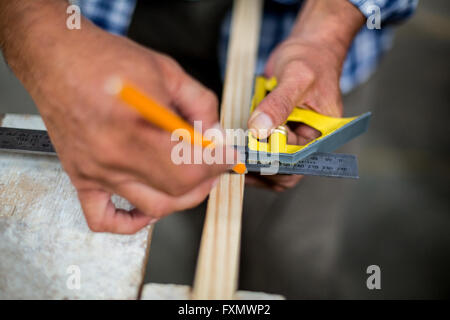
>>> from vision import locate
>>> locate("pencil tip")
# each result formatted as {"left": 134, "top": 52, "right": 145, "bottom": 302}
{"left": 232, "top": 163, "right": 247, "bottom": 175}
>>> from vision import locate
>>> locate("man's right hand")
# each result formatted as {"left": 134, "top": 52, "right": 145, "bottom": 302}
{"left": 0, "top": 0, "right": 233, "bottom": 234}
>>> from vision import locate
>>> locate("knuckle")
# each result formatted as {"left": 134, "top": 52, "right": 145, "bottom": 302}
{"left": 86, "top": 218, "right": 107, "bottom": 233}
{"left": 149, "top": 201, "right": 171, "bottom": 218}
{"left": 92, "top": 142, "right": 116, "bottom": 167}
{"left": 282, "top": 177, "right": 301, "bottom": 188}
{"left": 290, "top": 60, "right": 316, "bottom": 83}
{"left": 163, "top": 173, "right": 193, "bottom": 197}
{"left": 73, "top": 149, "right": 114, "bottom": 180}
{"left": 335, "top": 101, "right": 344, "bottom": 117}
{"left": 202, "top": 90, "right": 218, "bottom": 109}
{"left": 165, "top": 185, "right": 186, "bottom": 197}
{"left": 161, "top": 54, "right": 182, "bottom": 73}
{"left": 284, "top": 181, "right": 297, "bottom": 189}
{"left": 75, "top": 160, "right": 100, "bottom": 180}
{"left": 262, "top": 92, "right": 292, "bottom": 123}
{"left": 157, "top": 53, "right": 181, "bottom": 76}
{"left": 276, "top": 93, "right": 295, "bottom": 117}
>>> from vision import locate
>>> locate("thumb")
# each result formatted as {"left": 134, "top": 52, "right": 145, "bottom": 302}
{"left": 248, "top": 72, "right": 314, "bottom": 139}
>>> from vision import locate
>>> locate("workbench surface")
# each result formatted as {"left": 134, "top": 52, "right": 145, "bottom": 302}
{"left": 0, "top": 114, "right": 152, "bottom": 299}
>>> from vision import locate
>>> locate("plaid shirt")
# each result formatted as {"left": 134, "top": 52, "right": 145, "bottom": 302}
{"left": 77, "top": 0, "right": 417, "bottom": 93}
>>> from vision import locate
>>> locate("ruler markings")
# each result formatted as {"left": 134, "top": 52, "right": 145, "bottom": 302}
{"left": 0, "top": 127, "right": 358, "bottom": 178}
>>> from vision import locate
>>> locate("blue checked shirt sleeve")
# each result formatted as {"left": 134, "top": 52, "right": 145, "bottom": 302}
{"left": 349, "top": 0, "right": 419, "bottom": 25}
{"left": 78, "top": 0, "right": 418, "bottom": 95}
{"left": 340, "top": 0, "right": 418, "bottom": 92}
{"left": 77, "top": 0, "right": 136, "bottom": 35}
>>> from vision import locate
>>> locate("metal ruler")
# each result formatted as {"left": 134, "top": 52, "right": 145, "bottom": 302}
{"left": 0, "top": 127, "right": 55, "bottom": 154}
{"left": 0, "top": 127, "right": 359, "bottom": 178}
{"left": 245, "top": 153, "right": 358, "bottom": 178}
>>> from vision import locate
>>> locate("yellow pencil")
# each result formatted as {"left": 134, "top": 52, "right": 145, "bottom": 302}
{"left": 105, "top": 77, "right": 246, "bottom": 175}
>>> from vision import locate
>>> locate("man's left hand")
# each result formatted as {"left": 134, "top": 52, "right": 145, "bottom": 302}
{"left": 246, "top": 0, "right": 365, "bottom": 192}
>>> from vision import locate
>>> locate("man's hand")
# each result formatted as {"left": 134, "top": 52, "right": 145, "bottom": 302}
{"left": 246, "top": 0, "right": 365, "bottom": 192}
{"left": 0, "top": 1, "right": 233, "bottom": 233}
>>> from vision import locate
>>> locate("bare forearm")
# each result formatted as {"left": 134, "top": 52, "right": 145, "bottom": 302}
{"left": 0, "top": 0, "right": 94, "bottom": 92}
{"left": 0, "top": 1, "right": 67, "bottom": 60}
{"left": 290, "top": 0, "right": 365, "bottom": 62}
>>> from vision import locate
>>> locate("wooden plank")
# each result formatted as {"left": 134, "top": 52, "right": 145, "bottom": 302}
{"left": 0, "top": 114, "right": 153, "bottom": 299}
{"left": 192, "top": 0, "right": 263, "bottom": 300}
{"left": 141, "top": 283, "right": 284, "bottom": 300}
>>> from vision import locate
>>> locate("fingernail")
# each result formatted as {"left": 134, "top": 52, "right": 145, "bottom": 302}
{"left": 248, "top": 111, "right": 273, "bottom": 138}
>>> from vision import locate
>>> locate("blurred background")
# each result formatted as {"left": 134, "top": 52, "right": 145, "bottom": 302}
{"left": 1, "top": 0, "right": 449, "bottom": 299}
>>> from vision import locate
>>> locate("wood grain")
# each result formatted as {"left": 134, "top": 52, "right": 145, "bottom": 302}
{"left": 0, "top": 114, "right": 153, "bottom": 299}
{"left": 192, "top": 0, "right": 263, "bottom": 300}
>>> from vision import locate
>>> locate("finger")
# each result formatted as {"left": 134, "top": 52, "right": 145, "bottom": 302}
{"left": 245, "top": 175, "right": 285, "bottom": 192}
{"left": 104, "top": 118, "right": 235, "bottom": 197}
{"left": 127, "top": 134, "right": 236, "bottom": 196}
{"left": 245, "top": 174, "right": 273, "bottom": 189}
{"left": 293, "top": 123, "right": 321, "bottom": 145}
{"left": 78, "top": 189, "right": 153, "bottom": 234}
{"left": 115, "top": 177, "right": 217, "bottom": 219}
{"left": 260, "top": 174, "right": 304, "bottom": 189}
{"left": 248, "top": 64, "right": 315, "bottom": 139}
{"left": 247, "top": 173, "right": 304, "bottom": 191}
{"left": 170, "top": 71, "right": 219, "bottom": 130}
{"left": 286, "top": 122, "right": 321, "bottom": 145}
{"left": 114, "top": 181, "right": 176, "bottom": 219}
{"left": 170, "top": 177, "right": 218, "bottom": 211}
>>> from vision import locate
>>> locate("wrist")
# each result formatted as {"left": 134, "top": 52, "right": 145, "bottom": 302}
{"left": 289, "top": 0, "right": 365, "bottom": 63}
